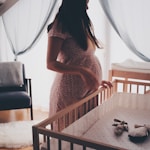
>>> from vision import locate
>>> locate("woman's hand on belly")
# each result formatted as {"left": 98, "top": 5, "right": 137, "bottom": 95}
{"left": 80, "top": 67, "right": 100, "bottom": 91}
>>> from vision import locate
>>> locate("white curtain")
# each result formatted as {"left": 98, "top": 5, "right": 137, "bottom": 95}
{"left": 1, "top": 0, "right": 59, "bottom": 60}
{"left": 99, "top": 0, "right": 150, "bottom": 62}
{"left": 0, "top": 17, "right": 11, "bottom": 61}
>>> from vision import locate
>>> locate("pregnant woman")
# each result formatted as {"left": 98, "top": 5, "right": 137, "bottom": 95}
{"left": 46, "top": 0, "right": 112, "bottom": 130}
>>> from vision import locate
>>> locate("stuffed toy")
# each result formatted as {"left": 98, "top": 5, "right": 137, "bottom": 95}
{"left": 128, "top": 124, "right": 150, "bottom": 143}
{"left": 112, "top": 118, "right": 128, "bottom": 136}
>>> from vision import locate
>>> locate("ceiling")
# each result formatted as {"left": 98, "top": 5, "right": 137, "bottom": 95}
{"left": 0, "top": 0, "right": 19, "bottom": 16}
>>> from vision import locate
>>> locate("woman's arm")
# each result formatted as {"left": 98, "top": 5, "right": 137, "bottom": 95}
{"left": 46, "top": 36, "right": 100, "bottom": 90}
{"left": 47, "top": 36, "right": 83, "bottom": 74}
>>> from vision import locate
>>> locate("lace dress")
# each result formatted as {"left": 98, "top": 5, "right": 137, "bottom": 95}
{"left": 48, "top": 22, "right": 102, "bottom": 118}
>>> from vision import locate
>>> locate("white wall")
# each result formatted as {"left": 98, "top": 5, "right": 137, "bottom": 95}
{"left": 0, "top": 0, "right": 142, "bottom": 111}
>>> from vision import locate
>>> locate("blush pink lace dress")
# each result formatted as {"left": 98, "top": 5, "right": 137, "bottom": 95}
{"left": 48, "top": 22, "right": 102, "bottom": 119}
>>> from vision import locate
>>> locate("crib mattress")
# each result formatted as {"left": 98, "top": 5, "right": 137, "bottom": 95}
{"left": 59, "top": 93, "right": 150, "bottom": 150}
{"left": 111, "top": 59, "right": 150, "bottom": 73}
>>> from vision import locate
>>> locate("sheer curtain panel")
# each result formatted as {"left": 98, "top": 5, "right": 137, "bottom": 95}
{"left": 2, "top": 0, "right": 59, "bottom": 60}
{"left": 99, "top": 0, "right": 150, "bottom": 62}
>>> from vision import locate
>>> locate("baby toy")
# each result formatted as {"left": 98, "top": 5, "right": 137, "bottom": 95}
{"left": 112, "top": 118, "right": 128, "bottom": 136}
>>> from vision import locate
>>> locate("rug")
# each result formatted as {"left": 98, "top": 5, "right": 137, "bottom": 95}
{"left": 0, "top": 120, "right": 40, "bottom": 148}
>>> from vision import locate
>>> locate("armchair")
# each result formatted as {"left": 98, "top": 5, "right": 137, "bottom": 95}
{"left": 0, "top": 61, "right": 33, "bottom": 120}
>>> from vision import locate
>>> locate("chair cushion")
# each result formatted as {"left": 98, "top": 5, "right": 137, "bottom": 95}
{"left": 0, "top": 61, "right": 24, "bottom": 87}
{"left": 0, "top": 91, "right": 31, "bottom": 110}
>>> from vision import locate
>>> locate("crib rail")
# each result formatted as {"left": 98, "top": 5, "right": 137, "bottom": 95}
{"left": 113, "top": 79, "right": 150, "bottom": 94}
{"left": 32, "top": 80, "right": 150, "bottom": 150}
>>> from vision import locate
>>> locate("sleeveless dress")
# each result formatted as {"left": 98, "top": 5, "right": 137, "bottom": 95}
{"left": 48, "top": 21, "right": 102, "bottom": 118}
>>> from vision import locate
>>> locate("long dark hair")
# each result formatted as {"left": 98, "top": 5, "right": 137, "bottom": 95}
{"left": 48, "top": 0, "right": 100, "bottom": 50}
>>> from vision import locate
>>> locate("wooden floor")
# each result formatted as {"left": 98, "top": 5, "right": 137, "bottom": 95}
{"left": 0, "top": 148, "right": 33, "bottom": 150}
{"left": 0, "top": 109, "right": 49, "bottom": 150}
{"left": 0, "top": 109, "right": 48, "bottom": 123}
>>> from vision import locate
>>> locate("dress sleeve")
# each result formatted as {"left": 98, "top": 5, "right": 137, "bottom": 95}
{"left": 48, "top": 21, "right": 70, "bottom": 40}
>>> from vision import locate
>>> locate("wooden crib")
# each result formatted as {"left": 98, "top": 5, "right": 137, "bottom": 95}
{"left": 32, "top": 79, "right": 150, "bottom": 150}
{"left": 109, "top": 60, "right": 150, "bottom": 82}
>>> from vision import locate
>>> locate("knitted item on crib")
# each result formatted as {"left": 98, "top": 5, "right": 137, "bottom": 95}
{"left": 128, "top": 124, "right": 150, "bottom": 143}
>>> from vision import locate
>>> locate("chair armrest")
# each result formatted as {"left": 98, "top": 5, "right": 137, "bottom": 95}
{"left": 24, "top": 78, "right": 32, "bottom": 97}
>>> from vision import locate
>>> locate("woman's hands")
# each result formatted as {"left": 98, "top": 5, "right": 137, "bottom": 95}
{"left": 100, "top": 80, "right": 113, "bottom": 88}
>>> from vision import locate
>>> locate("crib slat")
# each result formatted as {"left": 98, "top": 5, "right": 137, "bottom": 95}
{"left": 144, "top": 86, "right": 146, "bottom": 94}
{"left": 83, "top": 145, "right": 86, "bottom": 150}
{"left": 47, "top": 136, "right": 50, "bottom": 150}
{"left": 137, "top": 85, "right": 139, "bottom": 93}
{"left": 100, "top": 92, "right": 102, "bottom": 104}
{"left": 32, "top": 126, "right": 40, "bottom": 150}
{"left": 129, "top": 84, "right": 131, "bottom": 93}
{"left": 70, "top": 142, "right": 73, "bottom": 150}
{"left": 58, "top": 139, "right": 61, "bottom": 150}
